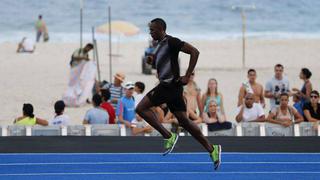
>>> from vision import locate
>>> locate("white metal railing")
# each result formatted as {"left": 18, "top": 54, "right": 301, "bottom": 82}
{"left": 0, "top": 123, "right": 319, "bottom": 137}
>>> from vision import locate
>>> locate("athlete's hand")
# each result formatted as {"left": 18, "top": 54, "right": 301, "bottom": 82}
{"left": 178, "top": 75, "right": 189, "bottom": 86}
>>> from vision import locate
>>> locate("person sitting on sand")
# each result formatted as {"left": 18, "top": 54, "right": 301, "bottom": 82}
{"left": 16, "top": 37, "right": 35, "bottom": 53}
{"left": 70, "top": 43, "right": 94, "bottom": 68}
{"left": 100, "top": 88, "right": 116, "bottom": 124}
{"left": 83, "top": 94, "right": 109, "bottom": 124}
{"left": 14, "top": 103, "right": 48, "bottom": 126}
{"left": 50, "top": 100, "right": 70, "bottom": 126}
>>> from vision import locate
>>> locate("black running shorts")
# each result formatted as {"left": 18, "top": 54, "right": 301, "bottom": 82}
{"left": 146, "top": 82, "right": 186, "bottom": 112}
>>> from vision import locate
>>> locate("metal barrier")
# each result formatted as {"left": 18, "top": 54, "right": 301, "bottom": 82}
{"left": 1, "top": 122, "right": 319, "bottom": 137}
{"left": 91, "top": 124, "right": 121, "bottom": 136}
{"left": 7, "top": 125, "right": 27, "bottom": 136}
{"left": 241, "top": 122, "right": 261, "bottom": 136}
{"left": 67, "top": 125, "right": 86, "bottom": 136}
{"left": 299, "top": 122, "right": 318, "bottom": 136}
{"left": 265, "top": 123, "right": 294, "bottom": 136}
{"left": 31, "top": 126, "right": 61, "bottom": 136}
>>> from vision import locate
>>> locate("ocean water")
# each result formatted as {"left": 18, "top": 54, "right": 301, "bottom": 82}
{"left": 1, "top": 0, "right": 320, "bottom": 42}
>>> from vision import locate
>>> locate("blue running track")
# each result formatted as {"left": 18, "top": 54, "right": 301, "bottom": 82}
{"left": 0, "top": 153, "right": 319, "bottom": 180}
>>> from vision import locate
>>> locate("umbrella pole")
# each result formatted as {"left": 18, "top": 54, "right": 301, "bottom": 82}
{"left": 108, "top": 6, "right": 112, "bottom": 83}
{"left": 117, "top": 35, "right": 120, "bottom": 56}
{"left": 80, "top": 0, "right": 83, "bottom": 49}
{"left": 92, "top": 27, "right": 96, "bottom": 62}
{"left": 92, "top": 26, "right": 101, "bottom": 83}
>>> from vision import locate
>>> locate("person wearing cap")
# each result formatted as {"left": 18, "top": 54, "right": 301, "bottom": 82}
{"left": 50, "top": 100, "right": 70, "bottom": 126}
{"left": 116, "top": 82, "right": 136, "bottom": 128}
{"left": 102, "top": 72, "right": 126, "bottom": 110}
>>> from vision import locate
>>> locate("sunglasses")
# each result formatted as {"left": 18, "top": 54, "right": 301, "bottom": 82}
{"left": 311, "top": 95, "right": 319, "bottom": 99}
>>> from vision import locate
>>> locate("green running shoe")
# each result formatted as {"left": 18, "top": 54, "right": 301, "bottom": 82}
{"left": 210, "top": 144, "right": 222, "bottom": 170}
{"left": 163, "top": 133, "right": 179, "bottom": 156}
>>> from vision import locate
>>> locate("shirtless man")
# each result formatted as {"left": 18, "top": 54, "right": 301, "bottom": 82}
{"left": 238, "top": 69, "right": 265, "bottom": 107}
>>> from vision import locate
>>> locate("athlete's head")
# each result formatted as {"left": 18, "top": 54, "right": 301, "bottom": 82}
{"left": 149, "top": 18, "right": 166, "bottom": 41}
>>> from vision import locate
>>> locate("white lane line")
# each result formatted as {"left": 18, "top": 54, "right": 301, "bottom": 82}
{"left": 0, "top": 161, "right": 319, "bottom": 166}
{"left": 0, "top": 152, "right": 319, "bottom": 155}
{"left": 0, "top": 171, "right": 319, "bottom": 176}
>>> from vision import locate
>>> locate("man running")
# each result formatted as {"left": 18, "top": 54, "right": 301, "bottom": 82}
{"left": 136, "top": 18, "right": 221, "bottom": 170}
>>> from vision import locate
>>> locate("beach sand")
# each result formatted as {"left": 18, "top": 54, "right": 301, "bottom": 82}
{"left": 1, "top": 38, "right": 320, "bottom": 125}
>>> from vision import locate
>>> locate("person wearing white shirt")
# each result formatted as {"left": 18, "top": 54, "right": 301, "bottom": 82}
{"left": 236, "top": 93, "right": 265, "bottom": 123}
{"left": 17, "top": 37, "right": 35, "bottom": 53}
{"left": 50, "top": 100, "right": 70, "bottom": 126}
{"left": 134, "top": 81, "right": 145, "bottom": 108}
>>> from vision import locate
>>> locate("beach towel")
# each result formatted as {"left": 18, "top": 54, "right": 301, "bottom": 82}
{"left": 62, "top": 60, "right": 97, "bottom": 107}
{"left": 243, "top": 81, "right": 254, "bottom": 94}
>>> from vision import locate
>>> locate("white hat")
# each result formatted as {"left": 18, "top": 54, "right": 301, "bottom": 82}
{"left": 125, "top": 82, "right": 135, "bottom": 89}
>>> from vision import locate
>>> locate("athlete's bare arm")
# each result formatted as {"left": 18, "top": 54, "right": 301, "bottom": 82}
{"left": 179, "top": 43, "right": 199, "bottom": 85}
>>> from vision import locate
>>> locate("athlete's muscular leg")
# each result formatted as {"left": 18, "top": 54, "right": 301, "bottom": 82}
{"left": 173, "top": 111, "right": 213, "bottom": 152}
{"left": 136, "top": 96, "right": 171, "bottom": 139}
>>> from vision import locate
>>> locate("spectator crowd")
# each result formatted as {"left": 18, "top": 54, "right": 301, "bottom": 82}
{"left": 14, "top": 64, "right": 320, "bottom": 136}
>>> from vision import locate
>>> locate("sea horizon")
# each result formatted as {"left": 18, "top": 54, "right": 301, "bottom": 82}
{"left": 1, "top": 0, "right": 320, "bottom": 43}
